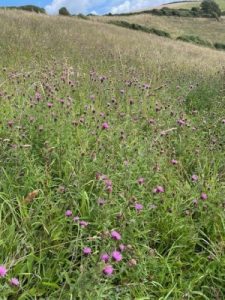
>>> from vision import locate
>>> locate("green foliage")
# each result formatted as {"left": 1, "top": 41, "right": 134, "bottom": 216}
{"left": 0, "top": 5, "right": 45, "bottom": 13}
{"left": 109, "top": 20, "right": 171, "bottom": 38}
{"left": 177, "top": 35, "right": 213, "bottom": 47}
{"left": 201, "top": 0, "right": 221, "bottom": 17}
{"left": 59, "top": 6, "right": 70, "bottom": 16}
{"left": 214, "top": 42, "right": 225, "bottom": 50}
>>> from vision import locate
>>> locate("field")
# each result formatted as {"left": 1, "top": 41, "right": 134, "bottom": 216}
{"left": 157, "top": 0, "right": 225, "bottom": 10}
{"left": 97, "top": 14, "right": 225, "bottom": 45}
{"left": 1, "top": 9, "right": 225, "bottom": 299}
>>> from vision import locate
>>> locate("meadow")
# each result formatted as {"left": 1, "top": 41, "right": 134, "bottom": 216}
{"left": 1, "top": 9, "right": 225, "bottom": 299}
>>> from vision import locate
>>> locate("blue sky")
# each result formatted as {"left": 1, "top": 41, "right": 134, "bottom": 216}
{"left": 0, "top": 0, "right": 175, "bottom": 14}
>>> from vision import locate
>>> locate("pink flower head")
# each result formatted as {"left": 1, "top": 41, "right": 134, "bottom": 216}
{"left": 104, "top": 179, "right": 112, "bottom": 187}
{"left": 65, "top": 210, "right": 72, "bottom": 217}
{"left": 111, "top": 230, "right": 121, "bottom": 240}
{"left": 0, "top": 265, "right": 7, "bottom": 277}
{"left": 134, "top": 203, "right": 143, "bottom": 211}
{"left": 177, "top": 119, "right": 186, "bottom": 126}
{"left": 47, "top": 102, "right": 53, "bottom": 108}
{"left": 191, "top": 175, "right": 198, "bottom": 182}
{"left": 106, "top": 185, "right": 113, "bottom": 193}
{"left": 7, "top": 120, "right": 14, "bottom": 127}
{"left": 97, "top": 198, "right": 106, "bottom": 206}
{"left": 119, "top": 244, "right": 126, "bottom": 252}
{"left": 171, "top": 159, "right": 178, "bottom": 165}
{"left": 83, "top": 247, "right": 92, "bottom": 255}
{"left": 100, "top": 253, "right": 109, "bottom": 263}
{"left": 137, "top": 177, "right": 144, "bottom": 185}
{"left": 154, "top": 186, "right": 164, "bottom": 193}
{"left": 222, "top": 119, "right": 225, "bottom": 124}
{"left": 9, "top": 278, "right": 19, "bottom": 287}
{"left": 103, "top": 265, "right": 114, "bottom": 276}
{"left": 201, "top": 193, "right": 208, "bottom": 200}
{"left": 79, "top": 220, "right": 88, "bottom": 228}
{"left": 112, "top": 250, "right": 122, "bottom": 262}
{"left": 73, "top": 216, "right": 80, "bottom": 222}
{"left": 102, "top": 122, "right": 109, "bottom": 130}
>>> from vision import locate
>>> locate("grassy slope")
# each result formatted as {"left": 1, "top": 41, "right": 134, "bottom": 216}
{"left": 1, "top": 10, "right": 225, "bottom": 299}
{"left": 99, "top": 14, "right": 225, "bottom": 44}
{"left": 158, "top": 0, "right": 225, "bottom": 10}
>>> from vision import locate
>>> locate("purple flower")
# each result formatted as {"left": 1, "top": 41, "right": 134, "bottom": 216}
{"left": 191, "top": 175, "right": 198, "bottom": 182}
{"left": 47, "top": 102, "right": 53, "bottom": 108}
{"left": 79, "top": 221, "right": 88, "bottom": 228}
{"left": 112, "top": 250, "right": 122, "bottom": 262}
{"left": 0, "top": 265, "right": 7, "bottom": 277}
{"left": 73, "top": 216, "right": 80, "bottom": 222}
{"left": 111, "top": 230, "right": 121, "bottom": 240}
{"left": 171, "top": 159, "right": 178, "bottom": 165}
{"left": 102, "top": 122, "right": 109, "bottom": 130}
{"left": 103, "top": 265, "right": 114, "bottom": 276}
{"left": 65, "top": 210, "right": 72, "bottom": 217}
{"left": 100, "top": 253, "right": 109, "bottom": 263}
{"left": 134, "top": 203, "right": 143, "bottom": 211}
{"left": 154, "top": 186, "right": 164, "bottom": 193}
{"left": 9, "top": 278, "right": 19, "bottom": 287}
{"left": 222, "top": 119, "right": 225, "bottom": 124}
{"left": 201, "top": 193, "right": 208, "bottom": 200}
{"left": 119, "top": 244, "right": 126, "bottom": 252}
{"left": 137, "top": 177, "right": 144, "bottom": 185}
{"left": 177, "top": 119, "right": 186, "bottom": 126}
{"left": 83, "top": 247, "right": 92, "bottom": 255}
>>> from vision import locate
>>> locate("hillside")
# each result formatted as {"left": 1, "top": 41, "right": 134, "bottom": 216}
{"left": 1, "top": 9, "right": 225, "bottom": 299}
{"left": 99, "top": 13, "right": 225, "bottom": 44}
{"left": 159, "top": 0, "right": 225, "bottom": 10}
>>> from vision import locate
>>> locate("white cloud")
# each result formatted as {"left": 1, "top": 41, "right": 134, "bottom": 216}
{"left": 111, "top": 0, "right": 166, "bottom": 14}
{"left": 45, "top": 0, "right": 101, "bottom": 15}
{"left": 45, "top": 0, "right": 174, "bottom": 15}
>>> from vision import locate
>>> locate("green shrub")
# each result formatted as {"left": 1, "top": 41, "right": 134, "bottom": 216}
{"left": 177, "top": 35, "right": 212, "bottom": 47}
{"left": 77, "top": 13, "right": 89, "bottom": 20}
{"left": 59, "top": 7, "right": 70, "bottom": 16}
{"left": 214, "top": 42, "right": 225, "bottom": 50}
{"left": 108, "top": 20, "right": 171, "bottom": 38}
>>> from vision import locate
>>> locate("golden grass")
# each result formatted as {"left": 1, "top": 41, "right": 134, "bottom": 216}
{"left": 98, "top": 14, "right": 225, "bottom": 44}
{"left": 0, "top": 9, "right": 225, "bottom": 84}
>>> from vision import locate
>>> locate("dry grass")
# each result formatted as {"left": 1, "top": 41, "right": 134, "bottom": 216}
{"left": 98, "top": 14, "right": 225, "bottom": 44}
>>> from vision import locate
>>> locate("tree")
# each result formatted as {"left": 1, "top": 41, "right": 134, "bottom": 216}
{"left": 59, "top": 7, "right": 70, "bottom": 16}
{"left": 200, "top": 0, "right": 221, "bottom": 17}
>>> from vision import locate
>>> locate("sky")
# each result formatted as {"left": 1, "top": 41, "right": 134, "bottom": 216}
{"left": 0, "top": 0, "right": 175, "bottom": 14}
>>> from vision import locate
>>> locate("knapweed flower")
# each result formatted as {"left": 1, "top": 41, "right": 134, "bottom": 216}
{"left": 47, "top": 102, "right": 53, "bottom": 108}
{"left": 103, "top": 265, "right": 114, "bottom": 276}
{"left": 0, "top": 265, "right": 7, "bottom": 277}
{"left": 9, "top": 278, "right": 19, "bottom": 287}
{"left": 83, "top": 247, "right": 92, "bottom": 255}
{"left": 134, "top": 203, "right": 143, "bottom": 211}
{"left": 7, "top": 120, "right": 14, "bottom": 127}
{"left": 97, "top": 198, "right": 106, "bottom": 206}
{"left": 177, "top": 119, "right": 186, "bottom": 126}
{"left": 191, "top": 174, "right": 198, "bottom": 182}
{"left": 112, "top": 251, "right": 122, "bottom": 262}
{"left": 201, "top": 193, "right": 208, "bottom": 200}
{"left": 65, "top": 210, "right": 72, "bottom": 217}
{"left": 137, "top": 177, "right": 145, "bottom": 185}
{"left": 111, "top": 230, "right": 121, "bottom": 240}
{"left": 119, "top": 244, "right": 126, "bottom": 252}
{"left": 171, "top": 159, "right": 178, "bottom": 165}
{"left": 153, "top": 186, "right": 164, "bottom": 193}
{"left": 79, "top": 221, "right": 88, "bottom": 228}
{"left": 102, "top": 122, "right": 109, "bottom": 130}
{"left": 222, "top": 119, "right": 225, "bottom": 124}
{"left": 73, "top": 216, "right": 80, "bottom": 222}
{"left": 100, "top": 253, "right": 109, "bottom": 263}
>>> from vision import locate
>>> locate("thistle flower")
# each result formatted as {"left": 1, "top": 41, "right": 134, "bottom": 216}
{"left": 134, "top": 203, "right": 143, "bottom": 211}
{"left": 100, "top": 253, "right": 109, "bottom": 263}
{"left": 103, "top": 265, "right": 114, "bottom": 276}
{"left": 102, "top": 122, "right": 109, "bottom": 129}
{"left": 112, "top": 251, "right": 122, "bottom": 262}
{"left": 111, "top": 230, "right": 121, "bottom": 240}
{"left": 65, "top": 210, "right": 72, "bottom": 217}
{"left": 137, "top": 178, "right": 144, "bottom": 185}
{"left": 0, "top": 265, "right": 7, "bottom": 277}
{"left": 83, "top": 247, "right": 92, "bottom": 255}
{"left": 9, "top": 278, "right": 19, "bottom": 287}
{"left": 201, "top": 193, "right": 208, "bottom": 200}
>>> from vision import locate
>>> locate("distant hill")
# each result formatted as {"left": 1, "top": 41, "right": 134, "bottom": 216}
{"left": 0, "top": 5, "right": 45, "bottom": 14}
